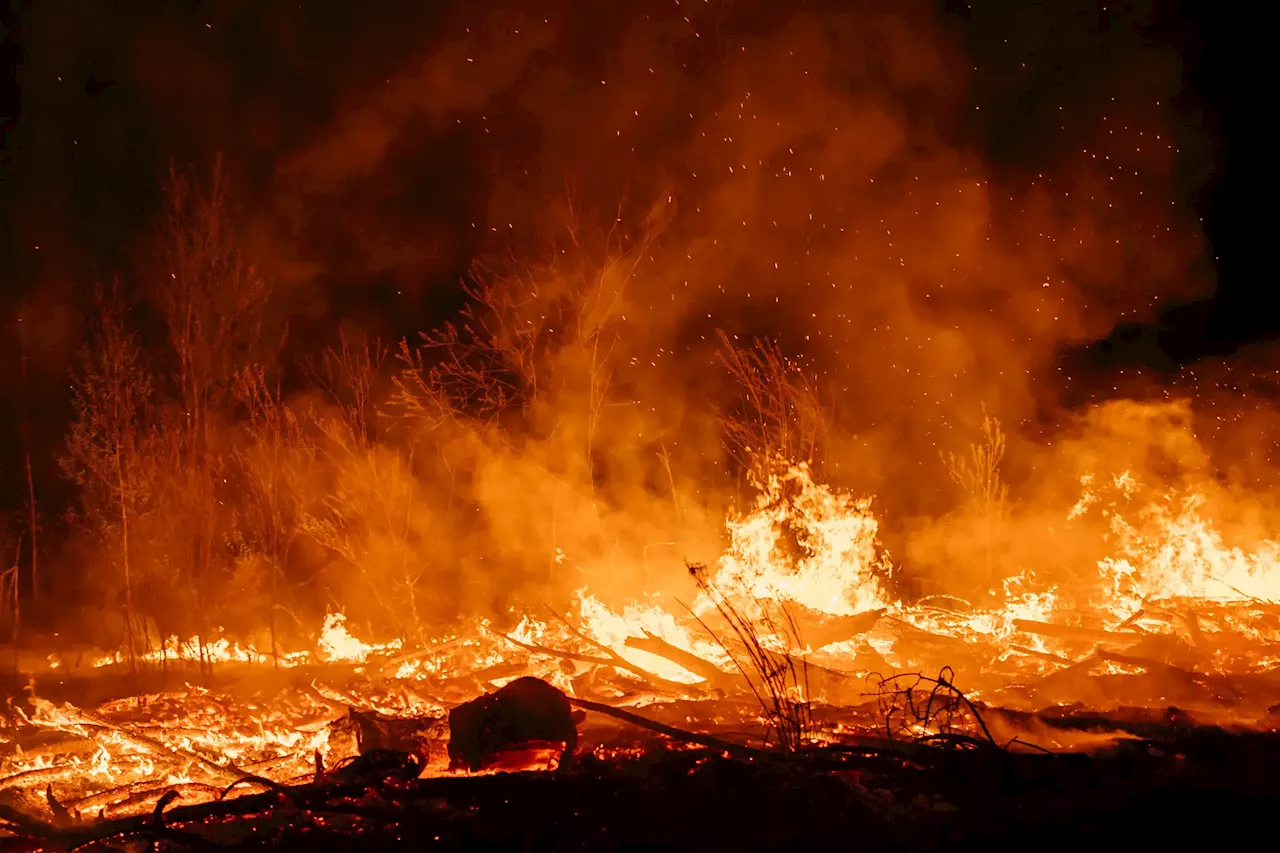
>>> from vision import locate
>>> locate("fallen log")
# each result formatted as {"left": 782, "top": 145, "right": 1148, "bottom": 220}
{"left": 1012, "top": 619, "right": 1144, "bottom": 645}
{"left": 542, "top": 606, "right": 703, "bottom": 694}
{"left": 346, "top": 706, "right": 441, "bottom": 757}
{"left": 1009, "top": 645, "right": 1074, "bottom": 667}
{"left": 497, "top": 631, "right": 614, "bottom": 668}
{"left": 1095, "top": 650, "right": 1245, "bottom": 706}
{"left": 623, "top": 633, "right": 739, "bottom": 691}
{"left": 568, "top": 696, "right": 767, "bottom": 761}
{"left": 776, "top": 606, "right": 886, "bottom": 648}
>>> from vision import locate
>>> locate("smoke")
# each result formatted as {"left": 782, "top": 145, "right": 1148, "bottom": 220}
{"left": 10, "top": 0, "right": 1236, "bottom": 633}
{"left": 258, "top": 0, "right": 1221, "bottom": 622}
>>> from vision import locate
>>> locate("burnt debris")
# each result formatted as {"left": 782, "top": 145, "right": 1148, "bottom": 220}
{"left": 447, "top": 676, "right": 580, "bottom": 772}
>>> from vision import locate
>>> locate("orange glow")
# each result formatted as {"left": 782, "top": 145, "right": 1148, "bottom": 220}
{"left": 0, "top": 1, "right": 1254, "bottom": 831}
{"left": 11, "top": 446, "right": 1280, "bottom": 823}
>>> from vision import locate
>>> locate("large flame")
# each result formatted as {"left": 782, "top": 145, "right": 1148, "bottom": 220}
{"left": 7, "top": 459, "right": 1280, "bottom": 821}
{"left": 709, "top": 464, "right": 892, "bottom": 617}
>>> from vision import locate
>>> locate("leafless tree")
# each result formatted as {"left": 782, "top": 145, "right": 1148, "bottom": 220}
{"left": 2, "top": 521, "right": 21, "bottom": 668}
{"left": 60, "top": 282, "right": 156, "bottom": 667}
{"left": 153, "top": 154, "right": 274, "bottom": 672}
{"left": 17, "top": 305, "right": 40, "bottom": 608}
{"left": 302, "top": 333, "right": 435, "bottom": 643}
{"left": 306, "top": 330, "right": 389, "bottom": 447}
{"left": 233, "top": 366, "right": 317, "bottom": 663}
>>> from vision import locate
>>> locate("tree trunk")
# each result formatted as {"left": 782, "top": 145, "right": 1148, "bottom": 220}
{"left": 19, "top": 308, "right": 38, "bottom": 607}
{"left": 115, "top": 444, "right": 136, "bottom": 676}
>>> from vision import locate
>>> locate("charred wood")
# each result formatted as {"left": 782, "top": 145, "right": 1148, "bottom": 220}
{"left": 447, "top": 676, "right": 579, "bottom": 772}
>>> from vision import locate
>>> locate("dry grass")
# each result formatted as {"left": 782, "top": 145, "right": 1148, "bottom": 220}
{"left": 686, "top": 561, "right": 813, "bottom": 752}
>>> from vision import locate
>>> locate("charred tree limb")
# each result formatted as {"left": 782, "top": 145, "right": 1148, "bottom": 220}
{"left": 542, "top": 606, "right": 701, "bottom": 694}
{"left": 623, "top": 632, "right": 739, "bottom": 691}
{"left": 1012, "top": 619, "right": 1143, "bottom": 645}
{"left": 496, "top": 631, "right": 614, "bottom": 667}
{"left": 567, "top": 696, "right": 768, "bottom": 761}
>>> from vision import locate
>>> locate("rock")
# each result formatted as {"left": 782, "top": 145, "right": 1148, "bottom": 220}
{"left": 447, "top": 677, "right": 579, "bottom": 771}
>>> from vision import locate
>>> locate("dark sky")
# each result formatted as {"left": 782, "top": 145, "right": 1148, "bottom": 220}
{"left": 1074, "top": 2, "right": 1270, "bottom": 368}
{"left": 0, "top": 0, "right": 1271, "bottom": 516}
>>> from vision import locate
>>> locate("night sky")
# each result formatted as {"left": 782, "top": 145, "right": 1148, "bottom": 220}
{"left": 0, "top": 0, "right": 1272, "bottom": 520}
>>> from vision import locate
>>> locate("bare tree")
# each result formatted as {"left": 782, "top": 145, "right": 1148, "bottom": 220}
{"left": 394, "top": 213, "right": 654, "bottom": 445}
{"left": 2, "top": 520, "right": 21, "bottom": 670}
{"left": 17, "top": 305, "right": 39, "bottom": 608}
{"left": 302, "top": 333, "right": 436, "bottom": 643}
{"left": 154, "top": 155, "right": 273, "bottom": 672}
{"left": 233, "top": 366, "right": 316, "bottom": 664}
{"left": 306, "top": 330, "right": 389, "bottom": 445}
{"left": 389, "top": 215, "right": 660, "bottom": 595}
{"left": 60, "top": 282, "right": 156, "bottom": 667}
{"left": 393, "top": 270, "right": 543, "bottom": 431}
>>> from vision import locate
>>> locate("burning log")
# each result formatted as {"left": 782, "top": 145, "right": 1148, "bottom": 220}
{"left": 568, "top": 696, "right": 769, "bottom": 760}
{"left": 1094, "top": 650, "right": 1253, "bottom": 707}
{"left": 1012, "top": 619, "right": 1144, "bottom": 645}
{"left": 498, "top": 631, "right": 614, "bottom": 668}
{"left": 623, "top": 632, "right": 739, "bottom": 692}
{"left": 790, "top": 607, "right": 887, "bottom": 648}
{"left": 447, "top": 677, "right": 581, "bottom": 772}
{"left": 542, "top": 606, "right": 705, "bottom": 694}
{"left": 1009, "top": 645, "right": 1075, "bottom": 667}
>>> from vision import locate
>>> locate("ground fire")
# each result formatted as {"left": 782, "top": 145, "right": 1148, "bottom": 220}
{"left": 6, "top": 449, "right": 1280, "bottom": 846}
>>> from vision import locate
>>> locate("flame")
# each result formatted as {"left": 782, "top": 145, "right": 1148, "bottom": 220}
{"left": 577, "top": 593, "right": 732, "bottom": 683}
{"left": 317, "top": 611, "right": 402, "bottom": 663}
{"left": 10, "top": 459, "right": 1280, "bottom": 821}
{"left": 708, "top": 463, "right": 891, "bottom": 617}
{"left": 1097, "top": 492, "right": 1280, "bottom": 609}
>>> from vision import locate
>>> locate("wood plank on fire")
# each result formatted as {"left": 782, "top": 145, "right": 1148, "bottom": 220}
{"left": 623, "top": 633, "right": 741, "bottom": 693}
{"left": 1012, "top": 619, "right": 1144, "bottom": 645}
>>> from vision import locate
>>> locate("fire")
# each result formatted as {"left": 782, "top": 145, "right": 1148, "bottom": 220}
{"left": 7, "top": 457, "right": 1280, "bottom": 824}
{"left": 317, "top": 611, "right": 403, "bottom": 663}
{"left": 708, "top": 463, "right": 892, "bottom": 618}
{"left": 1097, "top": 492, "right": 1280, "bottom": 609}
{"left": 577, "top": 593, "right": 732, "bottom": 684}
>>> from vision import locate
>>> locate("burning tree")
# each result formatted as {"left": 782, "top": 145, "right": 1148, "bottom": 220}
{"left": 302, "top": 334, "right": 442, "bottom": 644}
{"left": 232, "top": 366, "right": 317, "bottom": 662}
{"left": 60, "top": 282, "right": 157, "bottom": 664}
{"left": 151, "top": 155, "right": 274, "bottom": 669}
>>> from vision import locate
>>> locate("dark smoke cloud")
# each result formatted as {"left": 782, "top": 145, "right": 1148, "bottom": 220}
{"left": 4, "top": 0, "right": 1217, "bottom": 540}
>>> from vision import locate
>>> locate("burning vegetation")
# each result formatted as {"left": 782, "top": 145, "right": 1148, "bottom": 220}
{"left": 0, "top": 0, "right": 1274, "bottom": 849}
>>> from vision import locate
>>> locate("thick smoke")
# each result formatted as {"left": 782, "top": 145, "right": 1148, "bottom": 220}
{"left": 7, "top": 0, "right": 1232, "bottom": 637}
